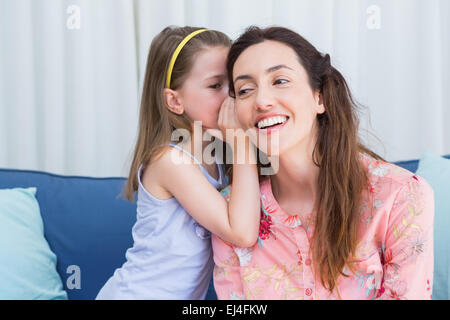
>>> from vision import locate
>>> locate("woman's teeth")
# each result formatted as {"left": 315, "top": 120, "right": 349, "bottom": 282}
{"left": 257, "top": 116, "right": 288, "bottom": 129}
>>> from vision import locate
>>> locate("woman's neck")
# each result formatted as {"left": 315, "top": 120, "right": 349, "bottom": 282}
{"left": 268, "top": 129, "right": 320, "bottom": 217}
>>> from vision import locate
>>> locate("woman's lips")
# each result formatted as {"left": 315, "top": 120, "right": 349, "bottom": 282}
{"left": 256, "top": 118, "right": 289, "bottom": 135}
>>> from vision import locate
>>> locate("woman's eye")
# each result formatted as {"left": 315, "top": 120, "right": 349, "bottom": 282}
{"left": 274, "top": 79, "right": 289, "bottom": 85}
{"left": 209, "top": 83, "right": 221, "bottom": 89}
{"left": 237, "top": 88, "right": 251, "bottom": 96}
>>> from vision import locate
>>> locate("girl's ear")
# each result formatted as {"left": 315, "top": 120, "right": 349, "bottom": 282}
{"left": 314, "top": 90, "right": 326, "bottom": 114}
{"left": 163, "top": 88, "right": 184, "bottom": 115}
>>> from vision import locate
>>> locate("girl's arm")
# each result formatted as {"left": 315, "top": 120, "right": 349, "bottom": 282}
{"left": 154, "top": 98, "right": 260, "bottom": 248}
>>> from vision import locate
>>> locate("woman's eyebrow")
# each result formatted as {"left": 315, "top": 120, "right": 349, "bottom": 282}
{"left": 233, "top": 74, "right": 253, "bottom": 84}
{"left": 266, "top": 64, "right": 293, "bottom": 73}
{"left": 234, "top": 64, "right": 293, "bottom": 84}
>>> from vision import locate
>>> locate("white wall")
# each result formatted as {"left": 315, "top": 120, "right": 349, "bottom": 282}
{"left": 0, "top": 0, "right": 449, "bottom": 177}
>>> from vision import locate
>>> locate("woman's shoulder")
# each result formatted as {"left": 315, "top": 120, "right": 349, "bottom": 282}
{"left": 360, "top": 152, "right": 433, "bottom": 201}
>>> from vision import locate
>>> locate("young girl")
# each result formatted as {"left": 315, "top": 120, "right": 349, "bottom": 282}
{"left": 213, "top": 26, "right": 434, "bottom": 300}
{"left": 96, "top": 26, "right": 260, "bottom": 300}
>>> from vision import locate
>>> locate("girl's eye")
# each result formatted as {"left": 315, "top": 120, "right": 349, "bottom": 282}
{"left": 274, "top": 79, "right": 289, "bottom": 85}
{"left": 209, "top": 83, "right": 222, "bottom": 89}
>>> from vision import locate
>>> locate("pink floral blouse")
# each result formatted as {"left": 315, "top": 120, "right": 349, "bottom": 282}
{"left": 212, "top": 153, "right": 435, "bottom": 300}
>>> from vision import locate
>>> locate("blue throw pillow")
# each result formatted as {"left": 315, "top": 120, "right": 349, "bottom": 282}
{"left": 416, "top": 151, "right": 450, "bottom": 300}
{"left": 0, "top": 187, "right": 68, "bottom": 299}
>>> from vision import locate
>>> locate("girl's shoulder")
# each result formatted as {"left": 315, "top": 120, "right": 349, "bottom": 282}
{"left": 141, "top": 145, "right": 188, "bottom": 201}
{"left": 144, "top": 144, "right": 216, "bottom": 197}
{"left": 147, "top": 143, "right": 193, "bottom": 171}
{"left": 141, "top": 148, "right": 175, "bottom": 201}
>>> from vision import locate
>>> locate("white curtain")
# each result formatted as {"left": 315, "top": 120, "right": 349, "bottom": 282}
{"left": 1, "top": 0, "right": 449, "bottom": 177}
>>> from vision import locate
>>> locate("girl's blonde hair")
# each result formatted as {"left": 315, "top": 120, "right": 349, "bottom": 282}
{"left": 123, "top": 26, "right": 231, "bottom": 202}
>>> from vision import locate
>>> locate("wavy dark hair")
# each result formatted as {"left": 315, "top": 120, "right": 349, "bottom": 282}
{"left": 227, "top": 26, "right": 385, "bottom": 295}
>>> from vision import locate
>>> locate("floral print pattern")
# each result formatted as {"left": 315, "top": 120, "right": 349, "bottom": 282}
{"left": 212, "top": 153, "right": 434, "bottom": 300}
{"left": 258, "top": 204, "right": 276, "bottom": 243}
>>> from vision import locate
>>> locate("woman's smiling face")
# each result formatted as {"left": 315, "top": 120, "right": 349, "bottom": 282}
{"left": 232, "top": 40, "right": 325, "bottom": 157}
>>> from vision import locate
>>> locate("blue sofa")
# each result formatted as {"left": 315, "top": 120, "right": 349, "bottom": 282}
{"left": 0, "top": 155, "right": 448, "bottom": 300}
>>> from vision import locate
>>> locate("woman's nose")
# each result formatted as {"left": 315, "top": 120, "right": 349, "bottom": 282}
{"left": 254, "top": 87, "right": 274, "bottom": 111}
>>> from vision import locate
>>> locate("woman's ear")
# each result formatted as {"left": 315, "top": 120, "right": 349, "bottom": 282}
{"left": 315, "top": 90, "right": 326, "bottom": 114}
{"left": 163, "top": 88, "right": 184, "bottom": 115}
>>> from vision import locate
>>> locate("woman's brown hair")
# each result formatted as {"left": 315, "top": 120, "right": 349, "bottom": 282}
{"left": 123, "top": 26, "right": 231, "bottom": 202}
{"left": 227, "top": 26, "right": 385, "bottom": 295}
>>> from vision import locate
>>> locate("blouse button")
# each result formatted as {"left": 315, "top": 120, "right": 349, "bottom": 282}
{"left": 305, "top": 288, "right": 312, "bottom": 296}
{"left": 305, "top": 258, "right": 312, "bottom": 266}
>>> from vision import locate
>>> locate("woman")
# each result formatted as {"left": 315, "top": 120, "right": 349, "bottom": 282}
{"left": 212, "top": 26, "right": 434, "bottom": 300}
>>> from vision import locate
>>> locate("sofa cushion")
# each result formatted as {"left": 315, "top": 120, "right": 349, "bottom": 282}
{"left": 416, "top": 151, "right": 450, "bottom": 300}
{"left": 0, "top": 169, "right": 137, "bottom": 300}
{"left": 1, "top": 154, "right": 448, "bottom": 300}
{"left": 0, "top": 187, "right": 68, "bottom": 299}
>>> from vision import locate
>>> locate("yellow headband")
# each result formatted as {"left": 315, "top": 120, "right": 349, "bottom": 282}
{"left": 166, "top": 29, "right": 208, "bottom": 89}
